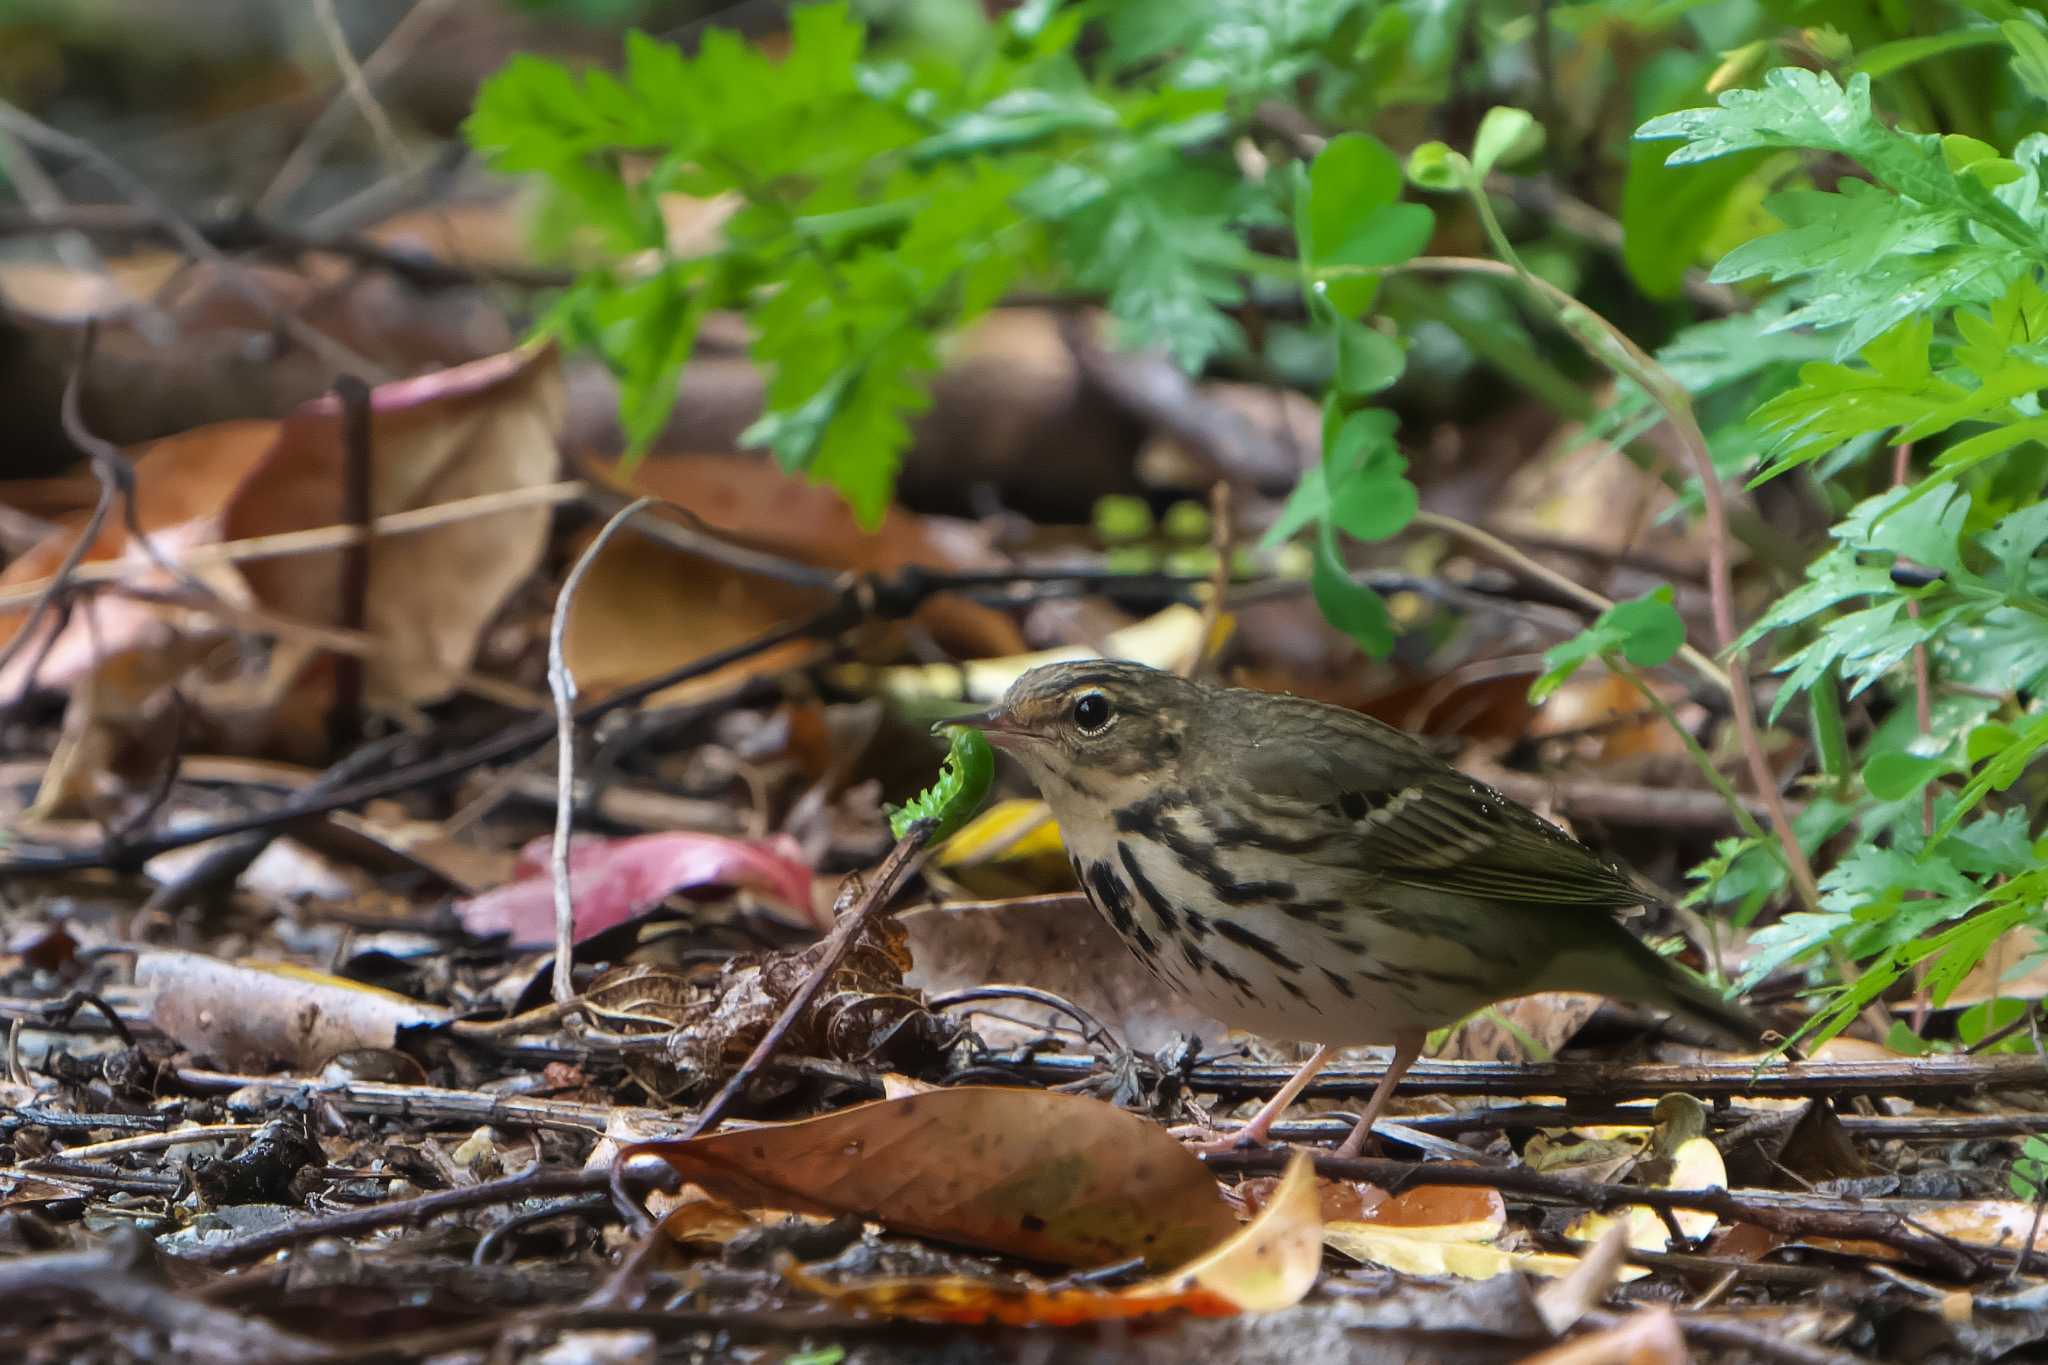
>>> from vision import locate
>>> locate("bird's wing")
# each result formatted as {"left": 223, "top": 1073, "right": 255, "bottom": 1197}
{"left": 1219, "top": 695, "right": 1652, "bottom": 911}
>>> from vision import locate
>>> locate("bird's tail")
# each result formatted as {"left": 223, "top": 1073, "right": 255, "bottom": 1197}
{"left": 1544, "top": 926, "right": 1769, "bottom": 1049}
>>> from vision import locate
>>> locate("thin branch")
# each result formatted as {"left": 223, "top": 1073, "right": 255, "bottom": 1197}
{"left": 328, "top": 374, "right": 374, "bottom": 750}
{"left": 1210, "top": 1148, "right": 1981, "bottom": 1277}
{"left": 0, "top": 480, "right": 587, "bottom": 611}
{"left": 0, "top": 97, "right": 385, "bottom": 379}
{"left": 1411, "top": 509, "right": 1733, "bottom": 696}
{"left": 547, "top": 496, "right": 657, "bottom": 1004}
{"left": 682, "top": 824, "right": 933, "bottom": 1138}
{"left": 257, "top": 0, "right": 458, "bottom": 215}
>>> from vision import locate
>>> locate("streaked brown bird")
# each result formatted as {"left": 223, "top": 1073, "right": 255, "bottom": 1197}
{"left": 960, "top": 660, "right": 1765, "bottom": 1157}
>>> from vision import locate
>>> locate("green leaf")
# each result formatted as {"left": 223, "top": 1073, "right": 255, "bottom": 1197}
{"left": 1327, "top": 462, "right": 1417, "bottom": 542}
{"left": 1333, "top": 318, "right": 1406, "bottom": 395}
{"left": 1471, "top": 106, "right": 1543, "bottom": 179}
{"left": 1260, "top": 465, "right": 1330, "bottom": 549}
{"left": 1605, "top": 588, "right": 1686, "bottom": 667}
{"left": 1404, "top": 141, "right": 1466, "bottom": 191}
{"left": 1862, "top": 751, "right": 1949, "bottom": 801}
{"left": 1312, "top": 524, "right": 1393, "bottom": 657}
{"left": 1303, "top": 133, "right": 1434, "bottom": 271}
{"left": 1620, "top": 51, "right": 1768, "bottom": 300}
{"left": 2006, "top": 20, "right": 2048, "bottom": 100}
{"left": 1639, "top": 68, "right": 2048, "bottom": 358}
{"left": 1849, "top": 28, "right": 2006, "bottom": 80}
{"left": 1531, "top": 587, "right": 1684, "bottom": 702}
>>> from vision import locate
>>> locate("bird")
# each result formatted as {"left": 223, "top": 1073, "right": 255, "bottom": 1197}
{"left": 955, "top": 659, "right": 1766, "bottom": 1157}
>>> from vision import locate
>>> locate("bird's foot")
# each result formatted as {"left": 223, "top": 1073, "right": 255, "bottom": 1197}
{"left": 1170, "top": 1122, "right": 1279, "bottom": 1155}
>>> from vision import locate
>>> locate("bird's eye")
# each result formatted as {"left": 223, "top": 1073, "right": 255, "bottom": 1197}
{"left": 1071, "top": 692, "right": 1113, "bottom": 734}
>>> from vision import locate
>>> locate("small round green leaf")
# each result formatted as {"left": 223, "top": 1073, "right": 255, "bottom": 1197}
{"left": 1405, "top": 141, "right": 1466, "bottom": 191}
{"left": 1861, "top": 750, "right": 1948, "bottom": 802}
{"left": 1334, "top": 318, "right": 1406, "bottom": 397}
{"left": 1472, "top": 106, "right": 1544, "bottom": 178}
{"left": 1603, "top": 589, "right": 1685, "bottom": 668}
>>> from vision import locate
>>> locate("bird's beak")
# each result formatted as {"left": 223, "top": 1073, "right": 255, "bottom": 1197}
{"left": 937, "top": 705, "right": 1034, "bottom": 750}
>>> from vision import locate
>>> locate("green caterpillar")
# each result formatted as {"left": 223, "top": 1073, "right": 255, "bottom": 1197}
{"left": 888, "top": 725, "right": 995, "bottom": 843}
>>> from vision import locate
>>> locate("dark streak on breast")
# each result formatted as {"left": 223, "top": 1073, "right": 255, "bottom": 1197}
{"left": 1085, "top": 861, "right": 1136, "bottom": 937}
{"left": 1214, "top": 919, "right": 1302, "bottom": 973}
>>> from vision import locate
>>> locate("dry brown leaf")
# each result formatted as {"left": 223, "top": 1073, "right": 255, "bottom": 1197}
{"left": 901, "top": 893, "right": 1226, "bottom": 1052}
{"left": 1438, "top": 993, "right": 1603, "bottom": 1064}
{"left": 631, "top": 1086, "right": 1239, "bottom": 1269}
{"left": 0, "top": 345, "right": 562, "bottom": 736}
{"left": 780, "top": 1149, "right": 1321, "bottom": 1324}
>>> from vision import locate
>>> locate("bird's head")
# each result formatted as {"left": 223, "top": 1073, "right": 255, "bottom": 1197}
{"left": 949, "top": 660, "right": 1197, "bottom": 809}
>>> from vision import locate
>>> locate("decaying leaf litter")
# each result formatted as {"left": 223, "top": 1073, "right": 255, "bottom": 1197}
{"left": 5, "top": 5, "right": 2048, "bottom": 1364}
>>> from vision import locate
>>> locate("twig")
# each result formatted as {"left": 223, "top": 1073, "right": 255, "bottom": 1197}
{"left": 0, "top": 561, "right": 1222, "bottom": 875}
{"left": 0, "top": 345, "right": 120, "bottom": 688}
{"left": 257, "top": 0, "right": 459, "bottom": 215}
{"left": 172, "top": 1067, "right": 671, "bottom": 1136}
{"left": 1002, "top": 1049, "right": 2048, "bottom": 1101}
{"left": 0, "top": 1227, "right": 330, "bottom": 1361}
{"left": 309, "top": 0, "right": 412, "bottom": 177}
{"left": 548, "top": 496, "right": 657, "bottom": 1004}
{"left": 1411, "top": 509, "right": 1732, "bottom": 697}
{"left": 682, "top": 825, "right": 934, "bottom": 1139}
{"left": 172, "top": 1163, "right": 613, "bottom": 1268}
{"left": 328, "top": 374, "right": 374, "bottom": 751}
{"left": 0, "top": 97, "right": 384, "bottom": 379}
{"left": 0, "top": 201, "right": 573, "bottom": 291}
{"left": 0, "top": 481, "right": 587, "bottom": 612}
{"left": 138, "top": 732, "right": 414, "bottom": 919}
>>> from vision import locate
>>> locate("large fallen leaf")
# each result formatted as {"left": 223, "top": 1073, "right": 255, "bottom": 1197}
{"left": 139, "top": 950, "right": 450, "bottom": 1070}
{"left": 0, "top": 345, "right": 561, "bottom": 717}
{"left": 454, "top": 831, "right": 820, "bottom": 946}
{"left": 631, "top": 1086, "right": 1238, "bottom": 1268}
{"left": 900, "top": 893, "right": 1227, "bottom": 1052}
{"left": 782, "top": 1150, "right": 1321, "bottom": 1324}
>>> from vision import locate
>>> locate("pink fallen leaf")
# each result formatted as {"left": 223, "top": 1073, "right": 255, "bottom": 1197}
{"left": 455, "top": 832, "right": 819, "bottom": 946}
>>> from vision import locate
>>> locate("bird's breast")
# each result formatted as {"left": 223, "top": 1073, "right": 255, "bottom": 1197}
{"left": 1058, "top": 804, "right": 1503, "bottom": 1043}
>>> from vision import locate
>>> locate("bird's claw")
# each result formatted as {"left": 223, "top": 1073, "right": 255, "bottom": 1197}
{"left": 1169, "top": 1122, "right": 1277, "bottom": 1156}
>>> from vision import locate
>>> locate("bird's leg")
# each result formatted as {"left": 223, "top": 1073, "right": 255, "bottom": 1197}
{"left": 1178, "top": 1043, "right": 1334, "bottom": 1154}
{"left": 1331, "top": 1031, "right": 1423, "bottom": 1160}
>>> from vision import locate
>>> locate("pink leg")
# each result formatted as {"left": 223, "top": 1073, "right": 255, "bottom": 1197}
{"left": 1180, "top": 1043, "right": 1334, "bottom": 1154}
{"left": 1332, "top": 1031, "right": 1423, "bottom": 1159}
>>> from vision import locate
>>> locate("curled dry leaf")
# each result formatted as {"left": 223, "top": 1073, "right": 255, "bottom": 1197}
{"left": 779, "top": 1150, "right": 1322, "bottom": 1325}
{"left": 629, "top": 1086, "right": 1240, "bottom": 1269}
{"left": 139, "top": 950, "right": 450, "bottom": 1071}
{"left": 454, "top": 830, "right": 820, "bottom": 948}
{"left": 0, "top": 345, "right": 561, "bottom": 731}
{"left": 584, "top": 918, "right": 950, "bottom": 1100}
